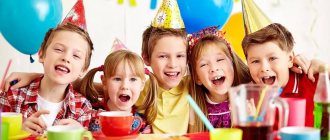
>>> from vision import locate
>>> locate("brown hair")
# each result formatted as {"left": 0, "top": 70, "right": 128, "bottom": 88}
{"left": 188, "top": 35, "right": 251, "bottom": 132}
{"left": 242, "top": 23, "right": 295, "bottom": 58}
{"left": 39, "top": 23, "right": 94, "bottom": 70}
{"left": 138, "top": 26, "right": 188, "bottom": 124}
{"left": 141, "top": 25, "right": 187, "bottom": 63}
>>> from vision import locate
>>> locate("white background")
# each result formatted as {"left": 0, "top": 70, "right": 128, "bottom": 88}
{"left": 1, "top": 0, "right": 330, "bottom": 82}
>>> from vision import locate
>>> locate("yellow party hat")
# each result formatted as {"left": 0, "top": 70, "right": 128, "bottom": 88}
{"left": 241, "top": 0, "right": 272, "bottom": 34}
{"left": 152, "top": 0, "right": 185, "bottom": 29}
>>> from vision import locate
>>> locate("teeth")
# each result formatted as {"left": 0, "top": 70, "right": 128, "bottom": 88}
{"left": 213, "top": 76, "right": 222, "bottom": 80}
{"left": 166, "top": 72, "right": 177, "bottom": 76}
{"left": 56, "top": 66, "right": 69, "bottom": 72}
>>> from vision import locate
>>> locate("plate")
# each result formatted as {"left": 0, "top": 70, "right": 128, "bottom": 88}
{"left": 9, "top": 130, "right": 31, "bottom": 140}
{"left": 93, "top": 131, "right": 139, "bottom": 140}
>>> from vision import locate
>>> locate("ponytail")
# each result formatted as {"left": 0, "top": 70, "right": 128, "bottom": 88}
{"left": 80, "top": 66, "right": 104, "bottom": 103}
{"left": 137, "top": 70, "right": 158, "bottom": 125}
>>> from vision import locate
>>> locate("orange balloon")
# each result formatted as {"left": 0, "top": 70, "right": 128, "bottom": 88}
{"left": 221, "top": 12, "right": 246, "bottom": 61}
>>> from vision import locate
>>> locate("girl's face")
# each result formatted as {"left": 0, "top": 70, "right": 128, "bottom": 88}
{"left": 147, "top": 36, "right": 187, "bottom": 90}
{"left": 195, "top": 44, "right": 234, "bottom": 97}
{"left": 101, "top": 61, "right": 145, "bottom": 111}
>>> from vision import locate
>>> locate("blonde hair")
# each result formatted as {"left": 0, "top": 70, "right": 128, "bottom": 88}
{"left": 39, "top": 23, "right": 93, "bottom": 71}
{"left": 188, "top": 35, "right": 251, "bottom": 132}
{"left": 138, "top": 26, "right": 188, "bottom": 124}
{"left": 242, "top": 23, "right": 295, "bottom": 58}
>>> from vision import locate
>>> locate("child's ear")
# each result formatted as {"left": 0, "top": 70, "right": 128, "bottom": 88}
{"left": 142, "top": 54, "right": 150, "bottom": 66}
{"left": 288, "top": 51, "right": 294, "bottom": 68}
{"left": 38, "top": 51, "right": 44, "bottom": 63}
{"left": 196, "top": 78, "right": 203, "bottom": 85}
{"left": 100, "top": 75, "right": 107, "bottom": 91}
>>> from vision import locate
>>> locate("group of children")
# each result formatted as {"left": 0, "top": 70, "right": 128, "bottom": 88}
{"left": 0, "top": 0, "right": 325, "bottom": 136}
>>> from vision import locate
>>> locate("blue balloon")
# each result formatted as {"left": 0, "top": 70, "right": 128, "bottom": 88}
{"left": 0, "top": 0, "right": 62, "bottom": 55}
{"left": 177, "top": 0, "right": 233, "bottom": 34}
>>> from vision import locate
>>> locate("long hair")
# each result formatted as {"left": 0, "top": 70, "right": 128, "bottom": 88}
{"left": 188, "top": 35, "right": 251, "bottom": 132}
{"left": 138, "top": 26, "right": 188, "bottom": 124}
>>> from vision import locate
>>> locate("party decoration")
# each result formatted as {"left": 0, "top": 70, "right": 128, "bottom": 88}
{"left": 242, "top": 0, "right": 272, "bottom": 35}
{"left": 111, "top": 38, "right": 127, "bottom": 53}
{"left": 150, "top": 0, "right": 157, "bottom": 9}
{"left": 0, "top": 0, "right": 62, "bottom": 56}
{"left": 178, "top": 0, "right": 233, "bottom": 33}
{"left": 221, "top": 12, "right": 246, "bottom": 61}
{"left": 152, "top": 0, "right": 185, "bottom": 29}
{"left": 117, "top": 0, "right": 137, "bottom": 7}
{"left": 62, "top": 0, "right": 87, "bottom": 31}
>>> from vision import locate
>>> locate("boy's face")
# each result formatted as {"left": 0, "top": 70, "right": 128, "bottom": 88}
{"left": 147, "top": 36, "right": 187, "bottom": 90}
{"left": 39, "top": 30, "right": 89, "bottom": 85}
{"left": 246, "top": 41, "right": 293, "bottom": 87}
{"left": 195, "top": 44, "right": 234, "bottom": 96}
{"left": 102, "top": 61, "right": 145, "bottom": 111}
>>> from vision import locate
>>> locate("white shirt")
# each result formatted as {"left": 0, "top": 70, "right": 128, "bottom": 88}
{"left": 37, "top": 94, "right": 63, "bottom": 127}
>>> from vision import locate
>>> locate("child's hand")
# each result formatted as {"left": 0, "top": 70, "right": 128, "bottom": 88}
{"left": 291, "top": 54, "right": 310, "bottom": 74}
{"left": 23, "top": 110, "right": 49, "bottom": 135}
{"left": 3, "top": 72, "right": 42, "bottom": 92}
{"left": 57, "top": 118, "right": 82, "bottom": 127}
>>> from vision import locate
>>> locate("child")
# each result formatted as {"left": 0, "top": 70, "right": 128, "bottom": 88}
{"left": 79, "top": 50, "right": 152, "bottom": 133}
{"left": 0, "top": 1, "right": 93, "bottom": 135}
{"left": 242, "top": 23, "right": 318, "bottom": 127}
{"left": 187, "top": 26, "right": 252, "bottom": 132}
{"left": 0, "top": 22, "right": 94, "bottom": 135}
{"left": 134, "top": 0, "right": 191, "bottom": 134}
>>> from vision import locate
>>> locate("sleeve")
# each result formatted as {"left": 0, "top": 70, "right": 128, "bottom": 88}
{"left": 0, "top": 90, "right": 15, "bottom": 112}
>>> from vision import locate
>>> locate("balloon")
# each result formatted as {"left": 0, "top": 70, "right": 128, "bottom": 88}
{"left": 178, "top": 0, "right": 233, "bottom": 34}
{"left": 221, "top": 12, "right": 246, "bottom": 61}
{"left": 0, "top": 0, "right": 62, "bottom": 55}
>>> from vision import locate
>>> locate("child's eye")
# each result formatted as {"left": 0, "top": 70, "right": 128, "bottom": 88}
{"left": 130, "top": 77, "right": 137, "bottom": 82}
{"left": 251, "top": 60, "right": 259, "bottom": 64}
{"left": 159, "top": 55, "right": 167, "bottom": 58}
{"left": 113, "top": 77, "right": 121, "bottom": 81}
{"left": 200, "top": 63, "right": 207, "bottom": 68}
{"left": 269, "top": 57, "right": 278, "bottom": 61}
{"left": 217, "top": 59, "right": 224, "bottom": 62}
{"left": 73, "top": 54, "right": 81, "bottom": 59}
{"left": 54, "top": 48, "right": 63, "bottom": 52}
{"left": 177, "top": 54, "right": 186, "bottom": 58}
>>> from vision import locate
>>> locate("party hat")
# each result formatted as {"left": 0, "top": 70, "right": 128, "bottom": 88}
{"left": 152, "top": 0, "right": 185, "bottom": 29}
{"left": 241, "top": 0, "right": 271, "bottom": 35}
{"left": 62, "top": 0, "right": 87, "bottom": 30}
{"left": 111, "top": 38, "right": 127, "bottom": 53}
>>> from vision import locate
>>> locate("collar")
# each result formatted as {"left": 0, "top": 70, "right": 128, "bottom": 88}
{"left": 23, "top": 75, "right": 77, "bottom": 114}
{"left": 282, "top": 71, "right": 299, "bottom": 94}
{"left": 158, "top": 76, "right": 188, "bottom": 96}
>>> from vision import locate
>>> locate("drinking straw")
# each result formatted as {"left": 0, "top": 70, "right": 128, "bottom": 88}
{"left": 257, "top": 87, "right": 283, "bottom": 121}
{"left": 186, "top": 95, "right": 215, "bottom": 131}
{"left": 254, "top": 85, "right": 268, "bottom": 120}
{"left": 0, "top": 59, "right": 12, "bottom": 90}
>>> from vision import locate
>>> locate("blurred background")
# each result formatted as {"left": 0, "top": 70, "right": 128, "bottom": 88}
{"left": 1, "top": 0, "right": 329, "bottom": 82}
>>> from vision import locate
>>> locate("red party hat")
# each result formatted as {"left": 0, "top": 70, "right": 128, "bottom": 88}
{"left": 62, "top": 0, "right": 87, "bottom": 30}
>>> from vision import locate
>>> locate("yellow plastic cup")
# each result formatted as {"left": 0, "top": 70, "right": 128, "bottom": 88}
{"left": 1, "top": 112, "right": 22, "bottom": 137}
{"left": 210, "top": 128, "right": 242, "bottom": 140}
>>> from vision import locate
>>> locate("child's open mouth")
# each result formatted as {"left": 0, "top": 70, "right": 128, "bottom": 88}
{"left": 165, "top": 72, "right": 179, "bottom": 78}
{"left": 55, "top": 65, "right": 70, "bottom": 74}
{"left": 119, "top": 94, "right": 131, "bottom": 102}
{"left": 212, "top": 76, "right": 225, "bottom": 85}
{"left": 262, "top": 76, "right": 276, "bottom": 85}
